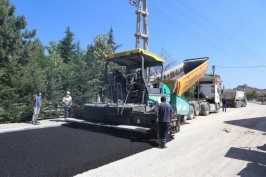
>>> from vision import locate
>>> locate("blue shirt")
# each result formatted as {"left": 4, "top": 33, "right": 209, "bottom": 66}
{"left": 155, "top": 102, "right": 173, "bottom": 123}
{"left": 33, "top": 95, "right": 42, "bottom": 108}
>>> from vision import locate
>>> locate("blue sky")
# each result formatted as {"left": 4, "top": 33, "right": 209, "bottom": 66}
{"left": 10, "top": 0, "right": 266, "bottom": 89}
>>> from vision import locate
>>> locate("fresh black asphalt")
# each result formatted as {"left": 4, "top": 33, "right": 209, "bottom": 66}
{"left": 0, "top": 123, "right": 159, "bottom": 177}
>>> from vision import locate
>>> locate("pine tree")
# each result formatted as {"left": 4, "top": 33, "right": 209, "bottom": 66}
{"left": 84, "top": 34, "right": 113, "bottom": 102}
{"left": 0, "top": 0, "right": 37, "bottom": 66}
{"left": 107, "top": 27, "right": 121, "bottom": 53}
{"left": 0, "top": 2, "right": 124, "bottom": 121}
{"left": 58, "top": 26, "right": 75, "bottom": 64}
{"left": 45, "top": 41, "right": 65, "bottom": 102}
{"left": 0, "top": 0, "right": 38, "bottom": 122}
{"left": 69, "top": 48, "right": 91, "bottom": 104}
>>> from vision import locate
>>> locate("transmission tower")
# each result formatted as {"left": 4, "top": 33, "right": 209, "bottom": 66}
{"left": 129, "top": 0, "right": 149, "bottom": 50}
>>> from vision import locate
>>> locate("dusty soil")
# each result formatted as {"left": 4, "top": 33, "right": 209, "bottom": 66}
{"left": 76, "top": 102, "right": 266, "bottom": 177}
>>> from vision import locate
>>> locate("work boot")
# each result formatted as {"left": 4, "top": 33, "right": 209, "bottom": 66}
{"left": 160, "top": 143, "right": 167, "bottom": 149}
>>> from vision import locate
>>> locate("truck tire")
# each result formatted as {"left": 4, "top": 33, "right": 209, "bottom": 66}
{"left": 241, "top": 102, "right": 247, "bottom": 107}
{"left": 181, "top": 115, "right": 187, "bottom": 123}
{"left": 170, "top": 115, "right": 181, "bottom": 133}
{"left": 235, "top": 101, "right": 240, "bottom": 108}
{"left": 187, "top": 105, "right": 194, "bottom": 120}
{"left": 194, "top": 104, "right": 200, "bottom": 117}
{"left": 176, "top": 117, "right": 181, "bottom": 132}
{"left": 215, "top": 103, "right": 220, "bottom": 113}
{"left": 202, "top": 104, "right": 210, "bottom": 116}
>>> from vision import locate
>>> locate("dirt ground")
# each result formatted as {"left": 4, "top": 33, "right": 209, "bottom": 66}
{"left": 76, "top": 102, "right": 266, "bottom": 177}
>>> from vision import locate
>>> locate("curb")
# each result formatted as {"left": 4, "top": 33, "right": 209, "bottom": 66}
{"left": 0, "top": 118, "right": 151, "bottom": 134}
{"left": 0, "top": 122, "right": 68, "bottom": 134}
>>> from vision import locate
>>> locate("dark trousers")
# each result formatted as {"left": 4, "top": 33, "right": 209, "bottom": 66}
{"left": 64, "top": 106, "right": 72, "bottom": 118}
{"left": 222, "top": 104, "right": 227, "bottom": 112}
{"left": 158, "top": 122, "right": 170, "bottom": 145}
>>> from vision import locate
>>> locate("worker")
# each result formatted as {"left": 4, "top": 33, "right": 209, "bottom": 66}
{"left": 153, "top": 96, "right": 173, "bottom": 148}
{"left": 222, "top": 98, "right": 227, "bottom": 112}
{"left": 32, "top": 90, "right": 42, "bottom": 124}
{"left": 63, "top": 91, "right": 72, "bottom": 119}
{"left": 114, "top": 70, "right": 126, "bottom": 90}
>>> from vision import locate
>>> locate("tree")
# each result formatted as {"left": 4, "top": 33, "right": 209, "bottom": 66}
{"left": 68, "top": 50, "right": 91, "bottom": 104}
{"left": 0, "top": 2, "right": 123, "bottom": 121}
{"left": 0, "top": 0, "right": 24, "bottom": 65}
{"left": 150, "top": 48, "right": 174, "bottom": 77}
{"left": 246, "top": 90, "right": 258, "bottom": 101}
{"left": 58, "top": 26, "right": 75, "bottom": 64}
{"left": 0, "top": 0, "right": 37, "bottom": 66}
{"left": 0, "top": 0, "right": 39, "bottom": 122}
{"left": 107, "top": 27, "right": 121, "bottom": 53}
{"left": 45, "top": 41, "right": 65, "bottom": 102}
{"left": 84, "top": 34, "right": 113, "bottom": 102}
{"left": 182, "top": 86, "right": 195, "bottom": 99}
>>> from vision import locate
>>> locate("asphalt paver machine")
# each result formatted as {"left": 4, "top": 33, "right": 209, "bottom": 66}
{"left": 82, "top": 48, "right": 181, "bottom": 136}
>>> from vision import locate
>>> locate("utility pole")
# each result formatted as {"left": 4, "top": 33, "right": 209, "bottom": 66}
{"left": 212, "top": 65, "right": 215, "bottom": 76}
{"left": 129, "top": 0, "right": 149, "bottom": 50}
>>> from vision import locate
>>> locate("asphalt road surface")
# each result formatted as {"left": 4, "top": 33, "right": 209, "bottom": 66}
{"left": 1, "top": 102, "right": 265, "bottom": 177}
{"left": 77, "top": 102, "right": 266, "bottom": 177}
{"left": 0, "top": 123, "right": 158, "bottom": 177}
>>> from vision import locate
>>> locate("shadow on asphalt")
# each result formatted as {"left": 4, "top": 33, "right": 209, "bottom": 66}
{"left": 225, "top": 147, "right": 266, "bottom": 177}
{"left": 251, "top": 102, "right": 266, "bottom": 106}
{"left": 181, "top": 121, "right": 190, "bottom": 125}
{"left": 224, "top": 117, "right": 266, "bottom": 132}
{"left": 238, "top": 163, "right": 266, "bottom": 177}
{"left": 62, "top": 122, "right": 161, "bottom": 147}
{"left": 49, "top": 119, "right": 66, "bottom": 123}
{"left": 257, "top": 144, "right": 266, "bottom": 151}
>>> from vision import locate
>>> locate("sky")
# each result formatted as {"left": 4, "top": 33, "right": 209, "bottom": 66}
{"left": 10, "top": 0, "right": 266, "bottom": 89}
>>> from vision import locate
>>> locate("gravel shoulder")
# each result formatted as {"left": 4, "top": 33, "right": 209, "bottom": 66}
{"left": 76, "top": 102, "right": 266, "bottom": 177}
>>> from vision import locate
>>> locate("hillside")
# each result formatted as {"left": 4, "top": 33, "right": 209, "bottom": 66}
{"left": 236, "top": 84, "right": 266, "bottom": 95}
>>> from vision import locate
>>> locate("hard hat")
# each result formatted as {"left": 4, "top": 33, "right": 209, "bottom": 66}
{"left": 66, "top": 91, "right": 70, "bottom": 95}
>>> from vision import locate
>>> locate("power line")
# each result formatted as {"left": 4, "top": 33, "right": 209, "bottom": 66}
{"left": 149, "top": 4, "right": 241, "bottom": 59}
{"left": 216, "top": 65, "right": 266, "bottom": 69}
{"left": 152, "top": 0, "right": 266, "bottom": 67}
{"left": 150, "top": 0, "right": 266, "bottom": 71}
{"left": 175, "top": 0, "right": 266, "bottom": 66}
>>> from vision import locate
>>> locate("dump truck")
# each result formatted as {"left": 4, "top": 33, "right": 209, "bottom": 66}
{"left": 82, "top": 48, "right": 211, "bottom": 136}
{"left": 189, "top": 74, "right": 222, "bottom": 118}
{"left": 159, "top": 62, "right": 222, "bottom": 120}
{"left": 222, "top": 90, "right": 247, "bottom": 108}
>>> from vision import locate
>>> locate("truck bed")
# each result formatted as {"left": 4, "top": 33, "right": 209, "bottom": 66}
{"left": 163, "top": 57, "right": 209, "bottom": 95}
